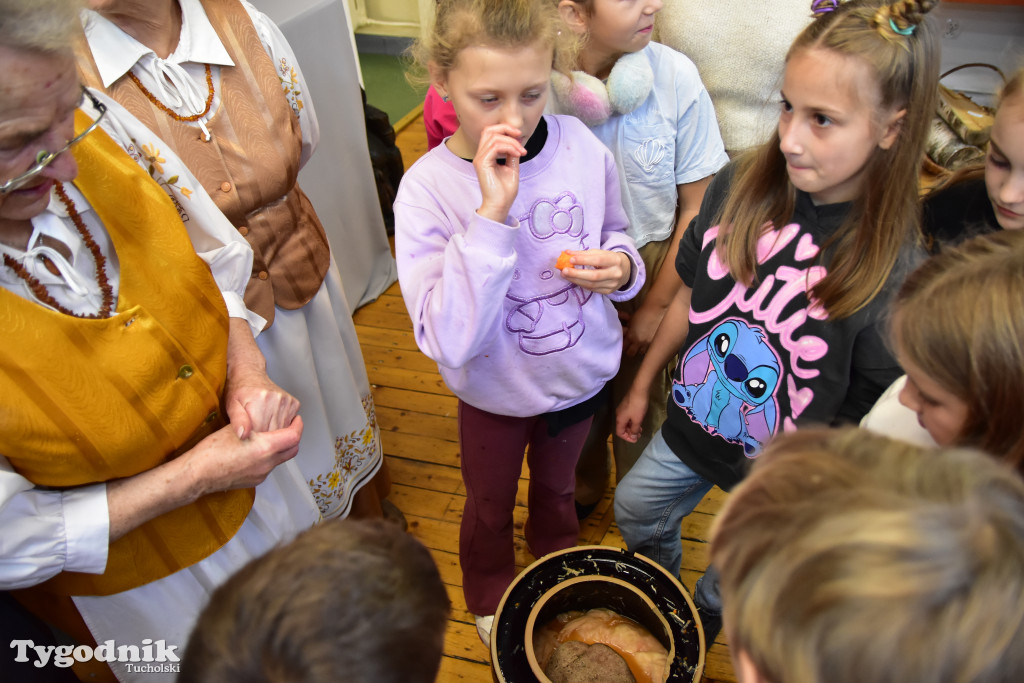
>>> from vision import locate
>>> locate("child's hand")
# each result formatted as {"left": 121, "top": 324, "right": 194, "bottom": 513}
{"left": 558, "top": 249, "right": 632, "bottom": 294}
{"left": 620, "top": 302, "right": 666, "bottom": 357}
{"left": 616, "top": 389, "right": 648, "bottom": 444}
{"left": 474, "top": 123, "right": 527, "bottom": 224}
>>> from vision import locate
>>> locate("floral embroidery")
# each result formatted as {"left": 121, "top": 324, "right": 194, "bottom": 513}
{"left": 120, "top": 138, "right": 192, "bottom": 222}
{"left": 142, "top": 144, "right": 165, "bottom": 175}
{"left": 307, "top": 394, "right": 382, "bottom": 517}
{"left": 278, "top": 57, "right": 305, "bottom": 118}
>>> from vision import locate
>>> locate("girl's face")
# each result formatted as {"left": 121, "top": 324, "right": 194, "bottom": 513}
{"left": 896, "top": 352, "right": 970, "bottom": 447}
{"left": 434, "top": 42, "right": 552, "bottom": 160}
{"left": 985, "top": 93, "right": 1024, "bottom": 231}
{"left": 778, "top": 49, "right": 903, "bottom": 205}
{"left": 576, "top": 0, "right": 662, "bottom": 59}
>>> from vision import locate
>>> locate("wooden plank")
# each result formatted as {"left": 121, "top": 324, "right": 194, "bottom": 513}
{"left": 387, "top": 455, "right": 464, "bottom": 494}
{"left": 368, "top": 364, "right": 452, "bottom": 396}
{"left": 378, "top": 405, "right": 458, "bottom": 442}
{"left": 363, "top": 344, "right": 441, "bottom": 374}
{"left": 372, "top": 385, "right": 459, "bottom": 417}
{"left": 354, "top": 293, "right": 413, "bottom": 317}
{"left": 383, "top": 431, "right": 461, "bottom": 467}
{"left": 443, "top": 619, "right": 491, "bottom": 664}
{"left": 354, "top": 323, "right": 422, "bottom": 351}
{"left": 390, "top": 482, "right": 456, "bottom": 520}
{"left": 352, "top": 306, "right": 415, "bottom": 331}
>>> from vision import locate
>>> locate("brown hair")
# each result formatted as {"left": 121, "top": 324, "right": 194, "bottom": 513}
{"left": 714, "top": 0, "right": 941, "bottom": 319}
{"left": 179, "top": 519, "right": 451, "bottom": 683}
{"left": 891, "top": 230, "right": 1024, "bottom": 471}
{"left": 711, "top": 427, "right": 1024, "bottom": 683}
{"left": 409, "top": 0, "right": 575, "bottom": 86}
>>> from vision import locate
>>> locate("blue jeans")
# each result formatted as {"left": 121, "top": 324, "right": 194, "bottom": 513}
{"left": 614, "top": 428, "right": 720, "bottom": 611}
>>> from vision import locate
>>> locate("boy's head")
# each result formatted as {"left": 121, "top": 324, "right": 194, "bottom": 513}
{"left": 710, "top": 427, "right": 1024, "bottom": 683}
{"left": 179, "top": 519, "right": 451, "bottom": 683}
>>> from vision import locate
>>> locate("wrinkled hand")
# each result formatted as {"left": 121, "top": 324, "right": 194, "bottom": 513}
{"left": 558, "top": 249, "right": 632, "bottom": 295}
{"left": 185, "top": 417, "right": 304, "bottom": 496}
{"left": 474, "top": 123, "right": 526, "bottom": 223}
{"left": 621, "top": 302, "right": 666, "bottom": 357}
{"left": 616, "top": 389, "right": 648, "bottom": 444}
{"left": 224, "top": 365, "right": 300, "bottom": 438}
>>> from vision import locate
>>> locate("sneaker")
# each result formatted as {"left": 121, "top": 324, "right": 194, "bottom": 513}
{"left": 696, "top": 605, "right": 723, "bottom": 647}
{"left": 474, "top": 614, "right": 494, "bottom": 647}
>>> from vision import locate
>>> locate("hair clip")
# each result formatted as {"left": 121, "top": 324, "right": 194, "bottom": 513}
{"left": 811, "top": 0, "right": 839, "bottom": 14}
{"left": 888, "top": 17, "right": 916, "bottom": 35}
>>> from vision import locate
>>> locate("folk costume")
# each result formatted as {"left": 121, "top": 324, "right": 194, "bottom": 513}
{"left": 0, "top": 97, "right": 320, "bottom": 683}
{"left": 77, "top": 0, "right": 386, "bottom": 519}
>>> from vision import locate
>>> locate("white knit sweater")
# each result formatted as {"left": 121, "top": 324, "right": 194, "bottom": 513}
{"left": 655, "top": 1, "right": 812, "bottom": 153}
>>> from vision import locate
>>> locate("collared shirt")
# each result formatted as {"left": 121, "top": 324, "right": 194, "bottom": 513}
{"left": 81, "top": 0, "right": 319, "bottom": 164}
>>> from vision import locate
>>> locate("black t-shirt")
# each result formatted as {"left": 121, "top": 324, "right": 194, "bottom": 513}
{"left": 661, "top": 162, "right": 917, "bottom": 490}
{"left": 922, "top": 176, "right": 999, "bottom": 251}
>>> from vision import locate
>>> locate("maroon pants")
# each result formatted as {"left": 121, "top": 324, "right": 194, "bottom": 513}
{"left": 458, "top": 400, "right": 592, "bottom": 615}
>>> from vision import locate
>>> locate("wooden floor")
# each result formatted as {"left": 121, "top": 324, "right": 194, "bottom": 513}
{"left": 352, "top": 111, "right": 737, "bottom": 683}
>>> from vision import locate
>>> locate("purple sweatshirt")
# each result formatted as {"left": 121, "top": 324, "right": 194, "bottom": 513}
{"left": 394, "top": 114, "right": 645, "bottom": 417}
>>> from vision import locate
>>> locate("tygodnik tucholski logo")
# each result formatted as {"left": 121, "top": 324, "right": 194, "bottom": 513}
{"left": 10, "top": 639, "right": 180, "bottom": 673}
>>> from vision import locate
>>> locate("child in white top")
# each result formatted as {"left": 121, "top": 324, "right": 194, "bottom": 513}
{"left": 862, "top": 229, "right": 1024, "bottom": 474}
{"left": 552, "top": 0, "right": 729, "bottom": 512}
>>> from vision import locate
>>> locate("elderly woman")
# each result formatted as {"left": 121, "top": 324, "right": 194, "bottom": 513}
{"left": 76, "top": 0, "right": 395, "bottom": 522}
{"left": 0, "top": 0, "right": 320, "bottom": 679}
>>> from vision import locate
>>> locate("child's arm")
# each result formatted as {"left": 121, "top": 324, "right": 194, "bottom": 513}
{"left": 559, "top": 141, "right": 646, "bottom": 296}
{"left": 616, "top": 282, "right": 692, "bottom": 443}
{"left": 622, "top": 176, "right": 712, "bottom": 357}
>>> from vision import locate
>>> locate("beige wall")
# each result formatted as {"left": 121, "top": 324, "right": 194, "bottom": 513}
{"left": 347, "top": 0, "right": 435, "bottom": 38}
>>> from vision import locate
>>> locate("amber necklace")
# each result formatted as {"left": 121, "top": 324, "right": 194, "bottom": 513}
{"left": 2, "top": 183, "right": 115, "bottom": 319}
{"left": 128, "top": 63, "right": 215, "bottom": 139}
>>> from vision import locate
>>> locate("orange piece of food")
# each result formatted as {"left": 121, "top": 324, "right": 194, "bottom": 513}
{"left": 556, "top": 251, "right": 573, "bottom": 270}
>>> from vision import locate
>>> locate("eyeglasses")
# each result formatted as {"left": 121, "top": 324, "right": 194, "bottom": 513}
{"left": 0, "top": 87, "right": 108, "bottom": 195}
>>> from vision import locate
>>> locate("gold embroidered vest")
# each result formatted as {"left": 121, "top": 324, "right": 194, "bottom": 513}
{"left": 75, "top": 0, "right": 330, "bottom": 325}
{"left": 0, "top": 112, "right": 254, "bottom": 597}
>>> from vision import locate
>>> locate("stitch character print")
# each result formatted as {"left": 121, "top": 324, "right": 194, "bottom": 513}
{"left": 506, "top": 192, "right": 592, "bottom": 356}
{"left": 673, "top": 318, "right": 782, "bottom": 456}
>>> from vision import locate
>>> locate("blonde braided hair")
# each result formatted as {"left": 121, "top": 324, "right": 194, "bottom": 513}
{"left": 874, "top": 0, "right": 940, "bottom": 38}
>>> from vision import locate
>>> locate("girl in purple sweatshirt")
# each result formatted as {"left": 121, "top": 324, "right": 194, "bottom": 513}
{"left": 394, "top": 0, "right": 644, "bottom": 646}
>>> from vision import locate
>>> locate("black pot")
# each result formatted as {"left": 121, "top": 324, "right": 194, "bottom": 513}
{"left": 490, "top": 546, "right": 705, "bottom": 683}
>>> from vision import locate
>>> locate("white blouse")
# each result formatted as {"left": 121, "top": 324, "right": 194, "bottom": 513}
{"left": 80, "top": 0, "right": 319, "bottom": 165}
{"left": 0, "top": 88, "right": 265, "bottom": 589}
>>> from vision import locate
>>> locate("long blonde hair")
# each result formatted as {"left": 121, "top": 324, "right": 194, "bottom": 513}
{"left": 891, "top": 230, "right": 1024, "bottom": 471}
{"left": 711, "top": 427, "right": 1024, "bottom": 683}
{"left": 714, "top": 0, "right": 941, "bottom": 319}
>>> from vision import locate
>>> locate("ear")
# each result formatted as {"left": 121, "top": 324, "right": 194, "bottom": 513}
{"left": 878, "top": 108, "right": 906, "bottom": 150}
{"left": 558, "top": 0, "right": 588, "bottom": 36}
{"left": 427, "top": 61, "right": 448, "bottom": 102}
